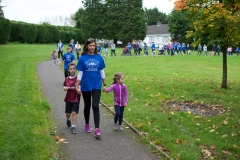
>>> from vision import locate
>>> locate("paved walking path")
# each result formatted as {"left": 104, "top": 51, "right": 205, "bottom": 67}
{"left": 37, "top": 60, "right": 159, "bottom": 160}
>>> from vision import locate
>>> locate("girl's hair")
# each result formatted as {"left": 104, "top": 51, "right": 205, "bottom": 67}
{"left": 81, "top": 38, "right": 98, "bottom": 55}
{"left": 112, "top": 72, "right": 123, "bottom": 84}
{"left": 68, "top": 62, "right": 76, "bottom": 69}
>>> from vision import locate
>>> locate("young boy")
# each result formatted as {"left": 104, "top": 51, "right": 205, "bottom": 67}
{"left": 61, "top": 47, "right": 75, "bottom": 79}
{"left": 63, "top": 62, "right": 80, "bottom": 134}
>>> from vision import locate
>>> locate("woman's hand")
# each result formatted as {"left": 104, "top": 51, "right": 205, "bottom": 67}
{"left": 76, "top": 88, "right": 82, "bottom": 94}
{"left": 124, "top": 103, "right": 128, "bottom": 106}
{"left": 102, "top": 86, "right": 106, "bottom": 92}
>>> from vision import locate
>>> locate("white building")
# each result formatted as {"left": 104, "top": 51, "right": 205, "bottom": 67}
{"left": 143, "top": 22, "right": 171, "bottom": 48}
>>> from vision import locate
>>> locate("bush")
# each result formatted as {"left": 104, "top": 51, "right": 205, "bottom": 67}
{"left": 0, "top": 17, "right": 11, "bottom": 43}
{"left": 10, "top": 21, "right": 37, "bottom": 43}
{"left": 36, "top": 25, "right": 49, "bottom": 43}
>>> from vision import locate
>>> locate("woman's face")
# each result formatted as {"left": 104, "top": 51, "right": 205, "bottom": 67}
{"left": 87, "top": 42, "right": 96, "bottom": 54}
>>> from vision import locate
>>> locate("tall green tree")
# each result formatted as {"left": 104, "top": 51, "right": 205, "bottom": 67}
{"left": 145, "top": 8, "right": 168, "bottom": 25}
{"left": 168, "top": 10, "right": 190, "bottom": 43}
{"left": 79, "top": 0, "right": 147, "bottom": 43}
{"left": 80, "top": 0, "right": 107, "bottom": 40}
{"left": 174, "top": 0, "right": 240, "bottom": 88}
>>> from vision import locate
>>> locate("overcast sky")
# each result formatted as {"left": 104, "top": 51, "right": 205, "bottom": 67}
{"left": 2, "top": 0, "right": 175, "bottom": 24}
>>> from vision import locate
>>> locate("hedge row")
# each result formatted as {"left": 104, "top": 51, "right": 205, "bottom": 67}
{"left": 0, "top": 17, "right": 11, "bottom": 43}
{"left": 0, "top": 18, "right": 83, "bottom": 44}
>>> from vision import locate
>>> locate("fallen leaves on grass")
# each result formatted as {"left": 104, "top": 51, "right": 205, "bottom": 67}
{"left": 140, "top": 131, "right": 148, "bottom": 137}
{"left": 210, "top": 145, "right": 216, "bottom": 150}
{"left": 221, "top": 134, "right": 228, "bottom": 138}
{"left": 159, "top": 146, "right": 170, "bottom": 154}
{"left": 202, "top": 149, "right": 212, "bottom": 159}
{"left": 231, "top": 132, "right": 237, "bottom": 136}
{"left": 137, "top": 123, "right": 143, "bottom": 128}
{"left": 233, "top": 145, "right": 238, "bottom": 149}
{"left": 176, "top": 139, "right": 182, "bottom": 144}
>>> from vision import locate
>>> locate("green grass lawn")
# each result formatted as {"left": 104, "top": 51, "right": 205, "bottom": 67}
{"left": 0, "top": 44, "right": 239, "bottom": 159}
{"left": 102, "top": 49, "right": 240, "bottom": 159}
{"left": 0, "top": 44, "right": 58, "bottom": 159}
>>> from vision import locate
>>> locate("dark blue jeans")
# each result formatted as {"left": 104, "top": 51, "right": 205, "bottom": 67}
{"left": 114, "top": 105, "right": 125, "bottom": 125}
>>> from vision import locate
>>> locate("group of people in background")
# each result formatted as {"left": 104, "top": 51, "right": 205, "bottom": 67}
{"left": 52, "top": 39, "right": 240, "bottom": 61}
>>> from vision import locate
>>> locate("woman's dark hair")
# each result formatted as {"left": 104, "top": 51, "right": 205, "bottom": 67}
{"left": 112, "top": 72, "right": 123, "bottom": 84}
{"left": 81, "top": 38, "right": 98, "bottom": 55}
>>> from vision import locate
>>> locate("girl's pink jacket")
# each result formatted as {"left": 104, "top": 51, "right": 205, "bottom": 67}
{"left": 105, "top": 84, "right": 128, "bottom": 106}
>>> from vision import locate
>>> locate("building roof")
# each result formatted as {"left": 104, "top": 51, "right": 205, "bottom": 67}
{"left": 147, "top": 24, "right": 170, "bottom": 35}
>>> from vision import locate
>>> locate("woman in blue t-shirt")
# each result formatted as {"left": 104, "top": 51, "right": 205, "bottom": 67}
{"left": 75, "top": 38, "right": 107, "bottom": 137}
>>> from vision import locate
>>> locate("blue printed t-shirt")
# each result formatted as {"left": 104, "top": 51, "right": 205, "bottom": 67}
{"left": 62, "top": 52, "right": 75, "bottom": 69}
{"left": 76, "top": 53, "right": 105, "bottom": 92}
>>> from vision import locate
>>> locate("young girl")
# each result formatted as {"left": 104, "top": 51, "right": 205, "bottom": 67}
{"left": 63, "top": 62, "right": 81, "bottom": 134}
{"left": 104, "top": 72, "right": 128, "bottom": 130}
{"left": 51, "top": 49, "right": 57, "bottom": 65}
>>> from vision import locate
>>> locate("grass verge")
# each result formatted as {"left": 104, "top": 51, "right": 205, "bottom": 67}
{"left": 0, "top": 44, "right": 58, "bottom": 159}
{"left": 102, "top": 50, "right": 240, "bottom": 159}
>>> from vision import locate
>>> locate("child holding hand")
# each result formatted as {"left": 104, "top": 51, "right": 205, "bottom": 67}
{"left": 104, "top": 72, "right": 128, "bottom": 130}
{"left": 63, "top": 62, "right": 81, "bottom": 134}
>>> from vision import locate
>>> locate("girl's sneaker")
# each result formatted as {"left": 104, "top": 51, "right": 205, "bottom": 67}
{"left": 118, "top": 125, "right": 123, "bottom": 131}
{"left": 95, "top": 128, "right": 101, "bottom": 137}
{"left": 113, "top": 123, "right": 118, "bottom": 130}
{"left": 85, "top": 124, "right": 91, "bottom": 133}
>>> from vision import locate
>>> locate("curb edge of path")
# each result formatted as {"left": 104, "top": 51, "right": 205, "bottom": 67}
{"left": 100, "top": 100, "right": 173, "bottom": 160}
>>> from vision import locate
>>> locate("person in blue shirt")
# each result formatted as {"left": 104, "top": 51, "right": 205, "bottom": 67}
{"left": 171, "top": 43, "right": 175, "bottom": 56}
{"left": 134, "top": 41, "right": 139, "bottom": 55}
{"left": 144, "top": 43, "right": 148, "bottom": 55}
{"left": 151, "top": 42, "right": 155, "bottom": 52}
{"left": 97, "top": 43, "right": 102, "bottom": 54}
{"left": 235, "top": 47, "right": 239, "bottom": 56}
{"left": 177, "top": 43, "right": 182, "bottom": 54}
{"left": 163, "top": 44, "right": 167, "bottom": 55}
{"left": 75, "top": 38, "right": 107, "bottom": 137}
{"left": 61, "top": 47, "right": 75, "bottom": 78}
{"left": 212, "top": 44, "right": 217, "bottom": 56}
{"left": 182, "top": 43, "right": 186, "bottom": 55}
{"left": 127, "top": 42, "right": 132, "bottom": 56}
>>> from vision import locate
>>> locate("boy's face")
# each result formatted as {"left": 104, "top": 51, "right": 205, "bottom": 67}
{"left": 67, "top": 48, "right": 71, "bottom": 53}
{"left": 68, "top": 65, "right": 76, "bottom": 76}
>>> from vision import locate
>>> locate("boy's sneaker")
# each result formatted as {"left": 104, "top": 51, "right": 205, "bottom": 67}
{"left": 71, "top": 127, "right": 77, "bottom": 134}
{"left": 85, "top": 124, "right": 91, "bottom": 133}
{"left": 67, "top": 120, "right": 71, "bottom": 127}
{"left": 95, "top": 128, "right": 101, "bottom": 137}
{"left": 118, "top": 125, "right": 123, "bottom": 131}
{"left": 113, "top": 123, "right": 118, "bottom": 130}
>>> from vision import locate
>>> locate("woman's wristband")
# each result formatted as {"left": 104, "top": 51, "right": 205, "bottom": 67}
{"left": 103, "top": 84, "right": 107, "bottom": 86}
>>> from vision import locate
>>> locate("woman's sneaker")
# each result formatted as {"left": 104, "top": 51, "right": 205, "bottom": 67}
{"left": 85, "top": 124, "right": 91, "bottom": 133}
{"left": 113, "top": 123, "right": 118, "bottom": 130}
{"left": 95, "top": 129, "right": 101, "bottom": 137}
{"left": 118, "top": 125, "right": 123, "bottom": 131}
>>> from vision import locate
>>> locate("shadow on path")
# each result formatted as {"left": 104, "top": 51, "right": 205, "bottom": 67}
{"left": 37, "top": 60, "right": 159, "bottom": 160}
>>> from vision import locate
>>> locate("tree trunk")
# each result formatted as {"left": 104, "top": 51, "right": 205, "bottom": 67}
{"left": 221, "top": 46, "right": 227, "bottom": 89}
